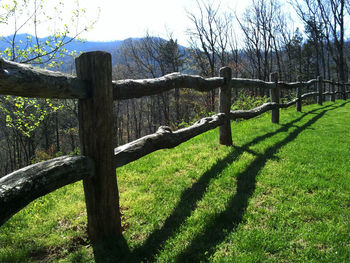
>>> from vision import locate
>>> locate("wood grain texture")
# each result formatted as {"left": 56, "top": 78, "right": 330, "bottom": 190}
{"left": 280, "top": 99, "right": 298, "bottom": 108}
{"left": 301, "top": 91, "right": 318, "bottom": 99}
{"left": 0, "top": 155, "right": 94, "bottom": 226}
{"left": 229, "top": 102, "right": 279, "bottom": 120}
{"left": 219, "top": 67, "right": 233, "bottom": 146}
{"left": 0, "top": 58, "right": 88, "bottom": 99}
{"left": 317, "top": 76, "right": 323, "bottom": 105}
{"left": 114, "top": 113, "right": 226, "bottom": 168}
{"left": 270, "top": 73, "right": 280, "bottom": 124}
{"left": 76, "top": 51, "right": 121, "bottom": 243}
{"left": 113, "top": 73, "right": 224, "bottom": 100}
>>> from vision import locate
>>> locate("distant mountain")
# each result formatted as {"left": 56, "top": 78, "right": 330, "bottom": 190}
{"left": 0, "top": 34, "right": 125, "bottom": 72}
{"left": 0, "top": 33, "right": 123, "bottom": 54}
{"left": 0, "top": 34, "right": 189, "bottom": 74}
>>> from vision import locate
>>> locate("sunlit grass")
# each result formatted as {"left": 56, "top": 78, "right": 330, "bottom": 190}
{"left": 0, "top": 100, "right": 349, "bottom": 262}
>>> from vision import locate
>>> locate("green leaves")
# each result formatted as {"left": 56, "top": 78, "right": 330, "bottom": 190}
{"left": 0, "top": 96, "right": 63, "bottom": 137}
{"left": 0, "top": 0, "right": 98, "bottom": 66}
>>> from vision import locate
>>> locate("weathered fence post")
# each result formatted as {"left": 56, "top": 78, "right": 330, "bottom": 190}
{"left": 0, "top": 58, "right": 3, "bottom": 72}
{"left": 317, "top": 76, "right": 323, "bottom": 105}
{"left": 219, "top": 67, "right": 233, "bottom": 146}
{"left": 342, "top": 82, "right": 347, "bottom": 100}
{"left": 269, "top": 72, "right": 280, "bottom": 124}
{"left": 331, "top": 79, "right": 336, "bottom": 102}
{"left": 296, "top": 76, "right": 302, "bottom": 112}
{"left": 75, "top": 52, "right": 121, "bottom": 244}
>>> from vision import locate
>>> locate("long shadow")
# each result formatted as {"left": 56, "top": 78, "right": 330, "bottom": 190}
{"left": 131, "top": 147, "right": 241, "bottom": 262}
{"left": 93, "top": 235, "right": 133, "bottom": 263}
{"left": 175, "top": 102, "right": 349, "bottom": 262}
{"left": 129, "top": 102, "right": 348, "bottom": 262}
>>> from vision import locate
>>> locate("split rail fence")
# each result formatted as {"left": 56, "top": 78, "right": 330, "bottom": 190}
{"left": 0, "top": 51, "right": 349, "bottom": 244}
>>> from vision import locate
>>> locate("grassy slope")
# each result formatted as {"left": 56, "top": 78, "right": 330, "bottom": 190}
{"left": 0, "top": 101, "right": 349, "bottom": 262}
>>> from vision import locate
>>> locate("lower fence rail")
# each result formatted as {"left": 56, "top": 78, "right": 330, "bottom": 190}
{"left": 0, "top": 155, "right": 94, "bottom": 226}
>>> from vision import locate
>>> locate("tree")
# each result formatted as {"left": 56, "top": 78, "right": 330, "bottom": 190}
{"left": 0, "top": 0, "right": 95, "bottom": 67}
{"left": 158, "top": 38, "right": 185, "bottom": 122}
{"left": 237, "top": 0, "right": 285, "bottom": 82}
{"left": 187, "top": 0, "right": 232, "bottom": 112}
{"left": 0, "top": 0, "right": 96, "bottom": 176}
{"left": 317, "top": 0, "right": 348, "bottom": 82}
{"left": 114, "top": 35, "right": 186, "bottom": 145}
{"left": 281, "top": 28, "right": 304, "bottom": 80}
{"left": 292, "top": 0, "right": 349, "bottom": 82}
{"left": 292, "top": 0, "right": 328, "bottom": 79}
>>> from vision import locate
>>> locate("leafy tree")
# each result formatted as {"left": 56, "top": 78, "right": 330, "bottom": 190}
{"left": 0, "top": 0, "right": 96, "bottom": 176}
{"left": 0, "top": 0, "right": 95, "bottom": 67}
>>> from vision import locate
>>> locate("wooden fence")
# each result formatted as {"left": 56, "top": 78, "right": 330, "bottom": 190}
{"left": 0, "top": 51, "right": 349, "bottom": 245}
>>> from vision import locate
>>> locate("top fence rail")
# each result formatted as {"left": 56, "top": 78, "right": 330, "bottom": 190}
{"left": 1, "top": 58, "right": 349, "bottom": 100}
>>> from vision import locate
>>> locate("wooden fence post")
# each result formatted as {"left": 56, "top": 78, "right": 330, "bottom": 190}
{"left": 342, "top": 82, "right": 347, "bottom": 100}
{"left": 0, "top": 58, "right": 3, "bottom": 72}
{"left": 317, "top": 76, "right": 323, "bottom": 105}
{"left": 75, "top": 52, "right": 121, "bottom": 244}
{"left": 269, "top": 72, "right": 279, "bottom": 124}
{"left": 331, "top": 79, "right": 336, "bottom": 102}
{"left": 296, "top": 76, "right": 302, "bottom": 112}
{"left": 219, "top": 67, "right": 233, "bottom": 146}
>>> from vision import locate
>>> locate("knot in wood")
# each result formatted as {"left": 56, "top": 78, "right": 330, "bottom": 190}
{"left": 157, "top": 126, "right": 173, "bottom": 134}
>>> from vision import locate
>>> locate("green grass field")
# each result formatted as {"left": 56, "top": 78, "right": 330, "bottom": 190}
{"left": 1, "top": 101, "right": 350, "bottom": 262}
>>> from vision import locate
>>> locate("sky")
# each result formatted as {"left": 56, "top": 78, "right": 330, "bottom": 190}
{"left": 76, "top": 0, "right": 250, "bottom": 45}
{"left": 80, "top": 0, "right": 250, "bottom": 44}
{"left": 0, "top": 0, "right": 251, "bottom": 46}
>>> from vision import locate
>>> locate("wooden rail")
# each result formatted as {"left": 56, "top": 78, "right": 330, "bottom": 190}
{"left": 114, "top": 113, "right": 227, "bottom": 168}
{"left": 0, "top": 59, "right": 88, "bottom": 99}
{"left": 112, "top": 73, "right": 224, "bottom": 100}
{"left": 114, "top": 102, "right": 280, "bottom": 167}
{"left": 0, "top": 52, "right": 349, "bottom": 252}
{"left": 2, "top": 57, "right": 348, "bottom": 101}
{"left": 0, "top": 155, "right": 94, "bottom": 226}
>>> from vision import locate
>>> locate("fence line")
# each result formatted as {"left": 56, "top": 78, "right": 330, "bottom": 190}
{"left": 2, "top": 57, "right": 349, "bottom": 101}
{"left": 0, "top": 51, "right": 349, "bottom": 247}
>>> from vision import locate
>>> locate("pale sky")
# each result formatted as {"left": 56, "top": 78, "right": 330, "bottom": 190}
{"left": 1, "top": 0, "right": 324, "bottom": 46}
{"left": 78, "top": 0, "right": 249, "bottom": 45}
{"left": 1, "top": 0, "right": 251, "bottom": 46}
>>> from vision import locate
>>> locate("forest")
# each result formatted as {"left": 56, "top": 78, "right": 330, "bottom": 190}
{"left": 0, "top": 0, "right": 349, "bottom": 177}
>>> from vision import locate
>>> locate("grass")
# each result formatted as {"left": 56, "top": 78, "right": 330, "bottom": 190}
{"left": 1, "top": 100, "right": 350, "bottom": 262}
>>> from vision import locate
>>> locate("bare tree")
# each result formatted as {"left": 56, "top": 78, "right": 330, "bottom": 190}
{"left": 236, "top": 0, "right": 286, "bottom": 98}
{"left": 317, "top": 0, "right": 348, "bottom": 82}
{"left": 187, "top": 0, "right": 232, "bottom": 112}
{"left": 292, "top": 0, "right": 328, "bottom": 79}
{"left": 113, "top": 35, "right": 186, "bottom": 144}
{"left": 292, "top": 0, "right": 348, "bottom": 82}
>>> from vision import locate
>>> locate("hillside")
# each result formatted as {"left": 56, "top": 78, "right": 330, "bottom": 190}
{"left": 0, "top": 101, "right": 349, "bottom": 262}
{"left": 0, "top": 34, "right": 186, "bottom": 73}
{"left": 0, "top": 34, "right": 123, "bottom": 54}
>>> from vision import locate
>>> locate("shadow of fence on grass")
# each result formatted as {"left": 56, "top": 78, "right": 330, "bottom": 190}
{"left": 129, "top": 101, "right": 348, "bottom": 262}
